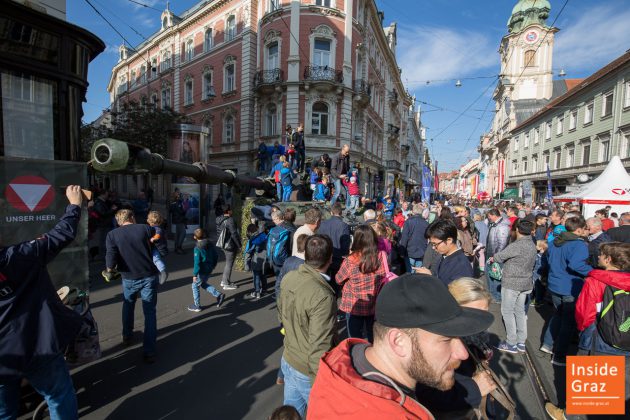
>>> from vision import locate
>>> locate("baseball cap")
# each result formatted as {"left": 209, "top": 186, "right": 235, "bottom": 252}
{"left": 375, "top": 274, "right": 494, "bottom": 337}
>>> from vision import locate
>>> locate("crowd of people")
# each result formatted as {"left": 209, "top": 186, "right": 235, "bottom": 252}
{"left": 4, "top": 172, "right": 630, "bottom": 420}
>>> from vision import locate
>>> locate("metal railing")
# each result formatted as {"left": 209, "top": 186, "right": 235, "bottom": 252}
{"left": 387, "top": 124, "right": 400, "bottom": 136}
{"left": 254, "top": 69, "right": 284, "bottom": 87}
{"left": 304, "top": 65, "right": 343, "bottom": 83}
{"left": 389, "top": 89, "right": 399, "bottom": 102}
{"left": 386, "top": 160, "right": 401, "bottom": 171}
{"left": 353, "top": 79, "right": 371, "bottom": 95}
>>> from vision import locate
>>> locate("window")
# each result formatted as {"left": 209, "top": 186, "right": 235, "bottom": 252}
{"left": 311, "top": 102, "right": 329, "bottom": 135}
{"left": 269, "top": 0, "right": 280, "bottom": 11}
{"left": 599, "top": 137, "right": 610, "bottom": 162}
{"left": 225, "top": 16, "right": 236, "bottom": 41}
{"left": 139, "top": 65, "right": 146, "bottom": 84}
{"left": 185, "top": 39, "right": 194, "bottom": 61}
{"left": 524, "top": 131, "right": 530, "bottom": 148}
{"left": 569, "top": 109, "right": 577, "bottom": 130}
{"left": 554, "top": 149, "right": 561, "bottom": 170}
{"left": 620, "top": 130, "right": 630, "bottom": 158}
{"left": 584, "top": 100, "right": 593, "bottom": 124}
{"left": 150, "top": 58, "right": 157, "bottom": 79}
{"left": 524, "top": 50, "right": 536, "bottom": 67}
{"left": 522, "top": 159, "right": 528, "bottom": 174}
{"left": 265, "top": 104, "right": 277, "bottom": 136}
{"left": 545, "top": 121, "right": 552, "bottom": 140}
{"left": 544, "top": 153, "right": 550, "bottom": 169}
{"left": 534, "top": 127, "right": 540, "bottom": 144}
{"left": 532, "top": 155, "right": 538, "bottom": 173}
{"left": 602, "top": 91, "right": 614, "bottom": 117}
{"left": 582, "top": 143, "right": 591, "bottom": 165}
{"left": 204, "top": 29, "right": 213, "bottom": 52}
{"left": 160, "top": 50, "right": 171, "bottom": 72}
{"left": 625, "top": 81, "right": 630, "bottom": 108}
{"left": 313, "top": 39, "right": 331, "bottom": 67}
{"left": 150, "top": 92, "right": 158, "bottom": 107}
{"left": 184, "top": 78, "right": 193, "bottom": 106}
{"left": 224, "top": 116, "right": 234, "bottom": 143}
{"left": 161, "top": 85, "right": 171, "bottom": 109}
{"left": 267, "top": 42, "right": 279, "bottom": 70}
{"left": 224, "top": 63, "right": 235, "bottom": 92}
{"left": 512, "top": 161, "right": 518, "bottom": 176}
{"left": 514, "top": 135, "right": 519, "bottom": 152}
{"left": 566, "top": 147, "right": 574, "bottom": 168}
{"left": 556, "top": 116, "right": 564, "bottom": 136}
{"left": 316, "top": 0, "right": 332, "bottom": 6}
{"left": 202, "top": 70, "right": 214, "bottom": 100}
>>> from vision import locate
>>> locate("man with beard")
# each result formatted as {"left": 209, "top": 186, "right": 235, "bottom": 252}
{"left": 307, "top": 274, "right": 494, "bottom": 419}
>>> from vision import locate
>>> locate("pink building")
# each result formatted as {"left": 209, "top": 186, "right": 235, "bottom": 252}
{"left": 107, "top": 0, "right": 422, "bottom": 198}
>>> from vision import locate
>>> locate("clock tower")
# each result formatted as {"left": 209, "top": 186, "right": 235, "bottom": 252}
{"left": 500, "top": 0, "right": 557, "bottom": 101}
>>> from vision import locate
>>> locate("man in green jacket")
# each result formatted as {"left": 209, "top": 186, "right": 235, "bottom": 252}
{"left": 278, "top": 234, "right": 337, "bottom": 417}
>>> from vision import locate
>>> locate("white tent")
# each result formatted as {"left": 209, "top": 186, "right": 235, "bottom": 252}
{"left": 555, "top": 156, "right": 630, "bottom": 218}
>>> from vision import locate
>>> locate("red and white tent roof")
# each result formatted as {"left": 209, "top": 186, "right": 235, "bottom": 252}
{"left": 555, "top": 156, "right": 630, "bottom": 205}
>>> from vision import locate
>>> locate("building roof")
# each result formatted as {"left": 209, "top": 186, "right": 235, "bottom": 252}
{"left": 512, "top": 49, "right": 630, "bottom": 132}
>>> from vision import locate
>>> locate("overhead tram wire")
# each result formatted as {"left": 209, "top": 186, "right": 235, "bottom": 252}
{"left": 126, "top": 0, "right": 162, "bottom": 12}
{"left": 84, "top": 0, "right": 136, "bottom": 49}
{"left": 93, "top": 0, "right": 149, "bottom": 41}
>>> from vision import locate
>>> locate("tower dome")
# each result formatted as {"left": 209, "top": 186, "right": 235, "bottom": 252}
{"left": 508, "top": 0, "right": 551, "bottom": 33}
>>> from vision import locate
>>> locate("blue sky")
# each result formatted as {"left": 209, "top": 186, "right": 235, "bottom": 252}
{"left": 68, "top": 0, "right": 630, "bottom": 172}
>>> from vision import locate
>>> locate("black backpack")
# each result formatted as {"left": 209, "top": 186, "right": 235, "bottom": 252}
{"left": 597, "top": 285, "right": 630, "bottom": 351}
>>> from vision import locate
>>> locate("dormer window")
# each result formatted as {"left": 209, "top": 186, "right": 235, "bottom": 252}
{"left": 162, "top": 17, "right": 168, "bottom": 29}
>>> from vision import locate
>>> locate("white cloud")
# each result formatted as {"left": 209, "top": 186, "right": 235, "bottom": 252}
{"left": 397, "top": 25, "right": 497, "bottom": 89}
{"left": 554, "top": 5, "right": 630, "bottom": 72}
{"left": 104, "top": 45, "right": 120, "bottom": 54}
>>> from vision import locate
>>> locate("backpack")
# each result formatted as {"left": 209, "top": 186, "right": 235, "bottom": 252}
{"left": 216, "top": 219, "right": 233, "bottom": 251}
{"left": 267, "top": 225, "right": 290, "bottom": 266}
{"left": 274, "top": 164, "right": 281, "bottom": 183}
{"left": 597, "top": 285, "right": 630, "bottom": 351}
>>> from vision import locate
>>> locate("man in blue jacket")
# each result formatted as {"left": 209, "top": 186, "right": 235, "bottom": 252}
{"left": 399, "top": 203, "right": 429, "bottom": 273}
{"left": 0, "top": 186, "right": 83, "bottom": 420}
{"left": 541, "top": 215, "right": 592, "bottom": 366}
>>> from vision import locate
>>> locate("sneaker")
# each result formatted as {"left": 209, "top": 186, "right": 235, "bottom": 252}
{"left": 544, "top": 402, "right": 567, "bottom": 420}
{"left": 159, "top": 271, "right": 169, "bottom": 285}
{"left": 222, "top": 284, "right": 237, "bottom": 290}
{"left": 539, "top": 345, "right": 553, "bottom": 355}
{"left": 216, "top": 294, "right": 225, "bottom": 308}
{"left": 247, "top": 292, "right": 260, "bottom": 300}
{"left": 496, "top": 341, "right": 519, "bottom": 354}
{"left": 516, "top": 343, "right": 527, "bottom": 353}
{"left": 187, "top": 304, "right": 201, "bottom": 312}
{"left": 551, "top": 355, "right": 566, "bottom": 366}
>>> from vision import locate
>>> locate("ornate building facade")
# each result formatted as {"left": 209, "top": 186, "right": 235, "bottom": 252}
{"left": 107, "top": 0, "right": 421, "bottom": 198}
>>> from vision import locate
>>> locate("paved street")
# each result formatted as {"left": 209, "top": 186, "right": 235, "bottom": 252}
{"left": 14, "top": 243, "right": 562, "bottom": 420}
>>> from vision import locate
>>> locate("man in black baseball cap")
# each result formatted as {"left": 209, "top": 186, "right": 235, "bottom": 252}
{"left": 308, "top": 274, "right": 494, "bottom": 419}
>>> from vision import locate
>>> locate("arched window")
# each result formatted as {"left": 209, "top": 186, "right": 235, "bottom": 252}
{"left": 204, "top": 29, "right": 213, "bottom": 52}
{"left": 267, "top": 41, "right": 279, "bottom": 70}
{"left": 185, "top": 39, "right": 194, "bottom": 61}
{"left": 265, "top": 104, "right": 277, "bottom": 136}
{"left": 202, "top": 69, "right": 214, "bottom": 100}
{"left": 150, "top": 92, "right": 158, "bottom": 108}
{"left": 162, "top": 17, "right": 168, "bottom": 30}
{"left": 224, "top": 59, "right": 236, "bottom": 93}
{"left": 312, "top": 102, "right": 329, "bottom": 135}
{"left": 224, "top": 115, "right": 234, "bottom": 143}
{"left": 139, "top": 65, "right": 147, "bottom": 84}
{"left": 524, "top": 50, "right": 536, "bottom": 67}
{"left": 161, "top": 50, "right": 171, "bottom": 71}
{"left": 226, "top": 16, "right": 236, "bottom": 41}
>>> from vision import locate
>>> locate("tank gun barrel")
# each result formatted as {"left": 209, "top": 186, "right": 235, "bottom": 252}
{"left": 91, "top": 138, "right": 272, "bottom": 192}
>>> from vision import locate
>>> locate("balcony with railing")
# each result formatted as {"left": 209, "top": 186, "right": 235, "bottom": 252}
{"left": 254, "top": 68, "right": 284, "bottom": 93}
{"left": 303, "top": 65, "right": 343, "bottom": 91}
{"left": 386, "top": 160, "right": 402, "bottom": 171}
{"left": 353, "top": 79, "right": 371, "bottom": 106}
{"left": 387, "top": 124, "right": 400, "bottom": 140}
{"left": 388, "top": 89, "right": 399, "bottom": 104}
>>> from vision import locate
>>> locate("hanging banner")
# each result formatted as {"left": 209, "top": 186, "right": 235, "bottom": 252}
{"left": 433, "top": 161, "right": 439, "bottom": 194}
{"left": 497, "top": 159, "right": 506, "bottom": 194}
{"left": 546, "top": 164, "right": 554, "bottom": 207}
{"left": 421, "top": 165, "right": 432, "bottom": 203}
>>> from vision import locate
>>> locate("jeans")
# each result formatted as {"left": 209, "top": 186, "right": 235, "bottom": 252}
{"left": 282, "top": 185, "right": 293, "bottom": 202}
{"left": 281, "top": 357, "right": 312, "bottom": 418}
{"left": 542, "top": 292, "right": 576, "bottom": 358}
{"left": 122, "top": 275, "right": 159, "bottom": 356}
{"left": 346, "top": 313, "right": 375, "bottom": 343}
{"left": 192, "top": 274, "right": 221, "bottom": 306}
{"left": 253, "top": 269, "right": 267, "bottom": 293}
{"left": 347, "top": 195, "right": 359, "bottom": 213}
{"left": 273, "top": 265, "right": 283, "bottom": 300}
{"left": 330, "top": 178, "right": 343, "bottom": 206}
{"left": 501, "top": 288, "right": 531, "bottom": 345}
{"left": 0, "top": 353, "right": 77, "bottom": 420}
{"left": 404, "top": 257, "right": 423, "bottom": 274}
{"left": 486, "top": 269, "right": 502, "bottom": 302}
{"left": 276, "top": 183, "right": 283, "bottom": 201}
{"left": 221, "top": 250, "right": 236, "bottom": 286}
{"left": 152, "top": 248, "right": 166, "bottom": 272}
{"left": 175, "top": 223, "right": 186, "bottom": 250}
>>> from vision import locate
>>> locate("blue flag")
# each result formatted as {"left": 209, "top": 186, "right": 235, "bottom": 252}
{"left": 422, "top": 165, "right": 431, "bottom": 203}
{"left": 546, "top": 164, "right": 553, "bottom": 207}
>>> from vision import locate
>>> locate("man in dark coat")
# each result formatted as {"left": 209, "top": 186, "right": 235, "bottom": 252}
{"left": 317, "top": 202, "right": 351, "bottom": 291}
{"left": 586, "top": 217, "right": 611, "bottom": 267}
{"left": 399, "top": 203, "right": 429, "bottom": 273}
{"left": 607, "top": 212, "right": 630, "bottom": 243}
{"left": 292, "top": 123, "right": 306, "bottom": 173}
{"left": 0, "top": 186, "right": 83, "bottom": 419}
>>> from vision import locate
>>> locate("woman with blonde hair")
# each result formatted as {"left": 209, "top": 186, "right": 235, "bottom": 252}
{"left": 417, "top": 277, "right": 497, "bottom": 415}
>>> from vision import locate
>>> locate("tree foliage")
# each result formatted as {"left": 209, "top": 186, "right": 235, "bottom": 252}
{"left": 81, "top": 101, "right": 190, "bottom": 160}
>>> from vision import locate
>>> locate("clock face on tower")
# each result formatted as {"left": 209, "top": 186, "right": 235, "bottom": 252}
{"left": 525, "top": 30, "right": 539, "bottom": 44}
